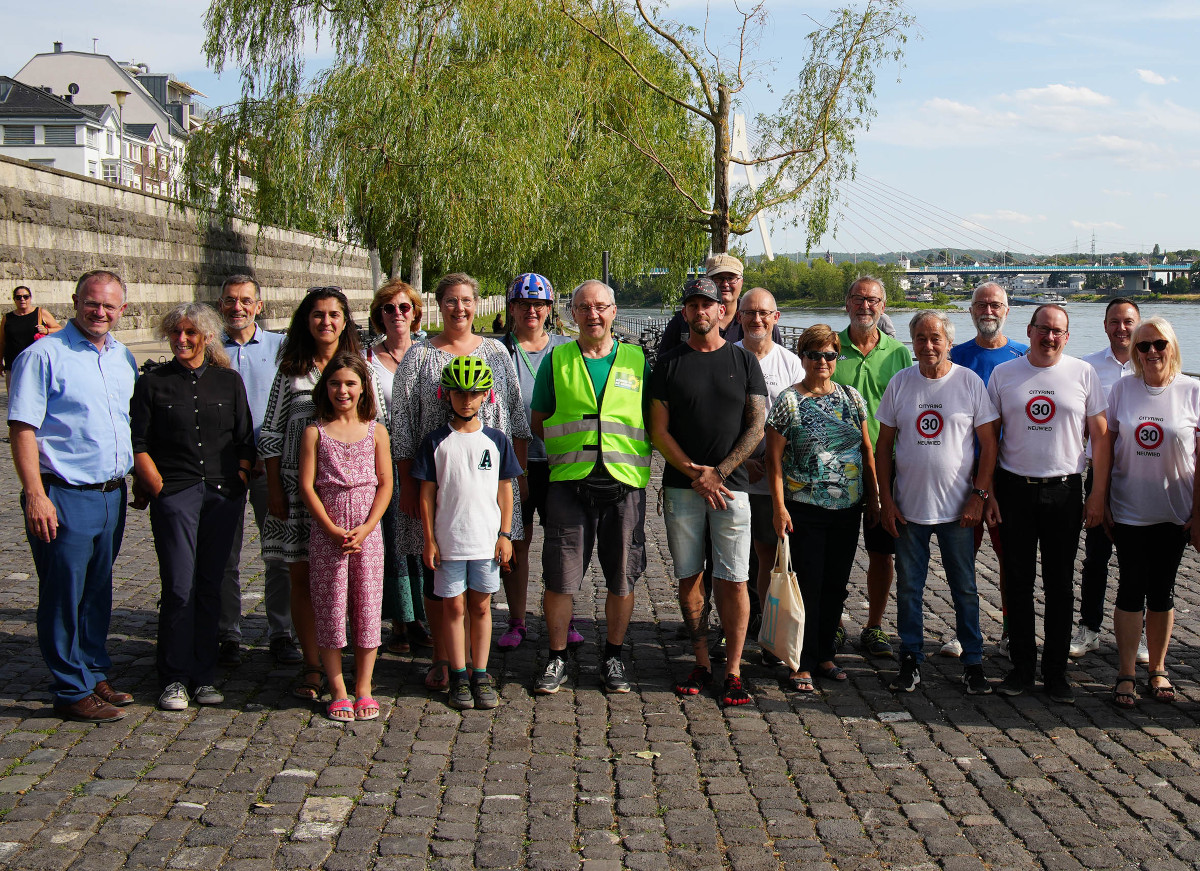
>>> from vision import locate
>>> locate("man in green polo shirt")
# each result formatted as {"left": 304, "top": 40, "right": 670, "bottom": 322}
{"left": 830, "top": 275, "right": 913, "bottom": 658}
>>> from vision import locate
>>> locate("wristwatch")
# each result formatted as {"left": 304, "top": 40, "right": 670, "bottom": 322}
{"left": 971, "top": 488, "right": 990, "bottom": 500}
{"left": 498, "top": 531, "right": 513, "bottom": 539}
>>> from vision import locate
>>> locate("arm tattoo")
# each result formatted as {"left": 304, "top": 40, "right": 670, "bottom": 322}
{"left": 716, "top": 394, "right": 767, "bottom": 480}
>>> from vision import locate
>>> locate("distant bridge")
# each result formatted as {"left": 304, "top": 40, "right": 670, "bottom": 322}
{"left": 907, "top": 263, "right": 1194, "bottom": 292}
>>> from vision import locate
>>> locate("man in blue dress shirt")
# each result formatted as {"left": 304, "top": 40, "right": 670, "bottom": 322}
{"left": 8, "top": 270, "right": 139, "bottom": 722}
{"left": 217, "top": 274, "right": 300, "bottom": 666}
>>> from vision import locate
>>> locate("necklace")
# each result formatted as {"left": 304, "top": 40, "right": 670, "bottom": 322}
{"left": 1144, "top": 378, "right": 1171, "bottom": 396}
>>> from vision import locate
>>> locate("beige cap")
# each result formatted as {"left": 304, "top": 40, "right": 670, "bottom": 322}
{"left": 705, "top": 253, "right": 743, "bottom": 278}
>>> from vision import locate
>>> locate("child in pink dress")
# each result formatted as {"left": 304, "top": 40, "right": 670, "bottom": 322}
{"left": 299, "top": 353, "right": 393, "bottom": 722}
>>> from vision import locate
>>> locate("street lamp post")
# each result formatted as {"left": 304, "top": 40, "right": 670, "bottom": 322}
{"left": 111, "top": 90, "right": 129, "bottom": 187}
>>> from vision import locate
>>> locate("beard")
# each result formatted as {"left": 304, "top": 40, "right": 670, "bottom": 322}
{"left": 974, "top": 314, "right": 1004, "bottom": 339}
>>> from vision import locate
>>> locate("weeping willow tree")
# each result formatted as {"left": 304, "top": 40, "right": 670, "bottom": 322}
{"left": 186, "top": 0, "right": 711, "bottom": 292}
{"left": 562, "top": 0, "right": 915, "bottom": 255}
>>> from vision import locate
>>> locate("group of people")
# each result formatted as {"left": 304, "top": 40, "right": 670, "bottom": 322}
{"left": 8, "top": 258, "right": 1195, "bottom": 723}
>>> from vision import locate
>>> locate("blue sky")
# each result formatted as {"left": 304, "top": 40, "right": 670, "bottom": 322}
{"left": 8, "top": 1, "right": 1197, "bottom": 259}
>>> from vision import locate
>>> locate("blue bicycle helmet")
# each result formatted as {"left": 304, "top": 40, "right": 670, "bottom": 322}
{"left": 507, "top": 273, "right": 554, "bottom": 302}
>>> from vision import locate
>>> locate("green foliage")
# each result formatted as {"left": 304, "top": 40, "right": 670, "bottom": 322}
{"left": 562, "top": 0, "right": 915, "bottom": 253}
{"left": 187, "top": 0, "right": 708, "bottom": 291}
{"left": 741, "top": 256, "right": 903, "bottom": 305}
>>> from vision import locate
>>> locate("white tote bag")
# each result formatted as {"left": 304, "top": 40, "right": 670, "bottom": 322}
{"left": 758, "top": 535, "right": 805, "bottom": 672}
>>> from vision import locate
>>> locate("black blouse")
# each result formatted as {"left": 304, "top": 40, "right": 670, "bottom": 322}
{"left": 131, "top": 359, "right": 256, "bottom": 496}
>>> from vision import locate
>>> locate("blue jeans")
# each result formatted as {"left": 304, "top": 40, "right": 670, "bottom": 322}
{"left": 894, "top": 521, "right": 982, "bottom": 665}
{"left": 27, "top": 483, "right": 127, "bottom": 705}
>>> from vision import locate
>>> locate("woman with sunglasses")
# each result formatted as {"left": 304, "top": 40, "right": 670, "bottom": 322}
{"left": 365, "top": 279, "right": 433, "bottom": 656}
{"left": 766, "top": 324, "right": 879, "bottom": 693}
{"left": 1, "top": 285, "right": 61, "bottom": 392}
{"left": 391, "top": 273, "right": 529, "bottom": 691}
{"left": 1105, "top": 317, "right": 1200, "bottom": 708}
{"left": 261, "top": 287, "right": 384, "bottom": 701}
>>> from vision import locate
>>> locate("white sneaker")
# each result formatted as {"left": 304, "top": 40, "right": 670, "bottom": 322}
{"left": 1137, "top": 634, "right": 1150, "bottom": 665}
{"left": 1068, "top": 625, "right": 1099, "bottom": 658}
{"left": 158, "top": 682, "right": 190, "bottom": 711}
{"left": 193, "top": 685, "right": 224, "bottom": 706}
{"left": 939, "top": 636, "right": 963, "bottom": 658}
{"left": 996, "top": 635, "right": 1010, "bottom": 659}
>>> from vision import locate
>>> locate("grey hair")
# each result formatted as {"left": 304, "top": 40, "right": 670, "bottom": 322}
{"left": 972, "top": 282, "right": 1008, "bottom": 305}
{"left": 847, "top": 274, "right": 884, "bottom": 300}
{"left": 909, "top": 310, "right": 955, "bottom": 344}
{"left": 221, "top": 273, "right": 262, "bottom": 299}
{"left": 157, "top": 302, "right": 231, "bottom": 368}
{"left": 571, "top": 280, "right": 616, "bottom": 308}
{"left": 434, "top": 272, "right": 481, "bottom": 304}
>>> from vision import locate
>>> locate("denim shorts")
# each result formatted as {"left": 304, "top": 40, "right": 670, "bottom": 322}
{"left": 663, "top": 487, "right": 751, "bottom": 583}
{"left": 433, "top": 558, "right": 501, "bottom": 598}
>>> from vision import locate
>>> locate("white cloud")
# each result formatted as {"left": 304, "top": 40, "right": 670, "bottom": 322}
{"left": 968, "top": 210, "right": 1047, "bottom": 224}
{"left": 1071, "top": 220, "right": 1125, "bottom": 231}
{"left": 1136, "top": 69, "right": 1176, "bottom": 85}
{"left": 1008, "top": 84, "right": 1113, "bottom": 107}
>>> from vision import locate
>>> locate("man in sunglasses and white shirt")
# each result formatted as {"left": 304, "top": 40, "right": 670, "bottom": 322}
{"left": 984, "top": 304, "right": 1108, "bottom": 703}
{"left": 1072, "top": 298, "right": 1143, "bottom": 662}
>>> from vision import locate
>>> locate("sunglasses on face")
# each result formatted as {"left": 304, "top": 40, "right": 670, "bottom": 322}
{"left": 381, "top": 302, "right": 412, "bottom": 315}
{"left": 803, "top": 350, "right": 839, "bottom": 362}
{"left": 1136, "top": 339, "right": 1169, "bottom": 353}
{"left": 13, "top": 294, "right": 30, "bottom": 301}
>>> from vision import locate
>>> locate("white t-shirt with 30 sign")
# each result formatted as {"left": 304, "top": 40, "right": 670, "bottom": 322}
{"left": 876, "top": 364, "right": 998, "bottom": 524}
{"left": 987, "top": 355, "right": 1106, "bottom": 478}
{"left": 1108, "top": 374, "right": 1200, "bottom": 526}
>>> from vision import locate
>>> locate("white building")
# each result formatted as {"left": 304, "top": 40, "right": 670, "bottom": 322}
{"left": 13, "top": 43, "right": 201, "bottom": 196}
{"left": 0, "top": 77, "right": 120, "bottom": 180}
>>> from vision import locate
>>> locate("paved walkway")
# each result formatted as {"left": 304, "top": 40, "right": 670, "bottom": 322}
{"left": 0, "top": 444, "right": 1198, "bottom": 870}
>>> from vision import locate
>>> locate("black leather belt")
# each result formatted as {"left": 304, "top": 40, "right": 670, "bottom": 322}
{"left": 41, "top": 473, "right": 125, "bottom": 493}
{"left": 998, "top": 469, "right": 1077, "bottom": 486}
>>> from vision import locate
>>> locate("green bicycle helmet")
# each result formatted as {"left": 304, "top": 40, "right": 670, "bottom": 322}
{"left": 440, "top": 356, "right": 494, "bottom": 393}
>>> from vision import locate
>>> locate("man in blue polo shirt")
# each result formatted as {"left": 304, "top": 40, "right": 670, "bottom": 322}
{"left": 8, "top": 269, "right": 138, "bottom": 722}
{"left": 217, "top": 275, "right": 300, "bottom": 666}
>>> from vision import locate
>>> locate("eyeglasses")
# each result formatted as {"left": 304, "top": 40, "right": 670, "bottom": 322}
{"left": 741, "top": 309, "right": 777, "bottom": 320}
{"left": 1136, "top": 339, "right": 1169, "bottom": 353}
{"left": 573, "top": 303, "right": 613, "bottom": 314}
{"left": 802, "top": 350, "right": 839, "bottom": 362}
{"left": 1031, "top": 324, "right": 1067, "bottom": 339}
{"left": 514, "top": 299, "right": 550, "bottom": 309}
{"left": 849, "top": 295, "right": 883, "bottom": 307}
{"left": 307, "top": 285, "right": 343, "bottom": 294}
{"left": 221, "top": 296, "right": 257, "bottom": 308}
{"left": 381, "top": 302, "right": 413, "bottom": 315}
{"left": 442, "top": 298, "right": 474, "bottom": 309}
{"left": 972, "top": 301, "right": 1005, "bottom": 311}
{"left": 710, "top": 274, "right": 742, "bottom": 285}
{"left": 13, "top": 294, "right": 30, "bottom": 301}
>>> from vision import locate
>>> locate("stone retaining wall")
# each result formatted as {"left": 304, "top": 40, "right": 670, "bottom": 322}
{"left": 0, "top": 154, "right": 372, "bottom": 340}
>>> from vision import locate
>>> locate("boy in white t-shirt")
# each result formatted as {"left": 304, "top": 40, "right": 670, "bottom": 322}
{"left": 414, "top": 358, "right": 522, "bottom": 711}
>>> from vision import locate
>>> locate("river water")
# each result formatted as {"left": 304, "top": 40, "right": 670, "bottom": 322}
{"left": 620, "top": 301, "right": 1200, "bottom": 374}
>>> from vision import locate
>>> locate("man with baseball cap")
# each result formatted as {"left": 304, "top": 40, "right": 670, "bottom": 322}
{"left": 657, "top": 254, "right": 781, "bottom": 356}
{"left": 650, "top": 276, "right": 767, "bottom": 706}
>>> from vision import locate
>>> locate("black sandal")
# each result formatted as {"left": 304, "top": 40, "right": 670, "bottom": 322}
{"left": 1146, "top": 670, "right": 1175, "bottom": 703}
{"left": 1112, "top": 675, "right": 1136, "bottom": 710}
{"left": 292, "top": 665, "right": 325, "bottom": 701}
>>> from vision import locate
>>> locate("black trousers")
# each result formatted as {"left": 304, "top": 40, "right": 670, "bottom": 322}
{"left": 152, "top": 482, "right": 245, "bottom": 690}
{"left": 785, "top": 501, "right": 863, "bottom": 671}
{"left": 995, "top": 469, "right": 1083, "bottom": 682}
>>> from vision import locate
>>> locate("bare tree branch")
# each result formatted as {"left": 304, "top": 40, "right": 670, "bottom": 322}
{"left": 598, "top": 119, "right": 713, "bottom": 216}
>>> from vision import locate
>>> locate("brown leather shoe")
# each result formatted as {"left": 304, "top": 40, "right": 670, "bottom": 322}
{"left": 94, "top": 680, "right": 133, "bottom": 707}
{"left": 53, "top": 693, "right": 125, "bottom": 723}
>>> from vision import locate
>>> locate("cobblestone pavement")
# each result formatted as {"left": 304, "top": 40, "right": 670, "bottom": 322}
{"left": 0, "top": 442, "right": 1199, "bottom": 871}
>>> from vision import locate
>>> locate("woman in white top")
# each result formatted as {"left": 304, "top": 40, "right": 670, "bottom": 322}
{"left": 365, "top": 279, "right": 432, "bottom": 655}
{"left": 1105, "top": 317, "right": 1200, "bottom": 708}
